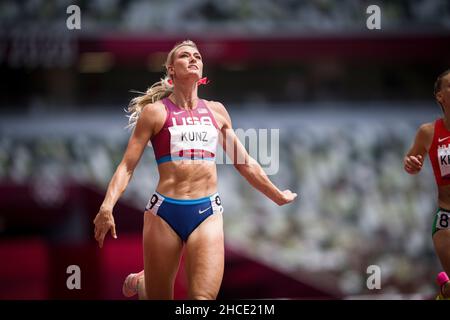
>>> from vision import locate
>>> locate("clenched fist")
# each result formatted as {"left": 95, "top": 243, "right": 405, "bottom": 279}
{"left": 276, "top": 190, "right": 298, "bottom": 206}
{"left": 404, "top": 154, "right": 424, "bottom": 174}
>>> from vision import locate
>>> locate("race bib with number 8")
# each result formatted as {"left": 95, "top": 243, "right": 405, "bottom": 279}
{"left": 436, "top": 210, "right": 450, "bottom": 230}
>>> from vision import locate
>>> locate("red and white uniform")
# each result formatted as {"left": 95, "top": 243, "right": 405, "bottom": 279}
{"left": 429, "top": 118, "right": 450, "bottom": 186}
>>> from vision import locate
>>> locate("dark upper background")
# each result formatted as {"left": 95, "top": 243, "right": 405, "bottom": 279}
{"left": 1, "top": 0, "right": 449, "bottom": 112}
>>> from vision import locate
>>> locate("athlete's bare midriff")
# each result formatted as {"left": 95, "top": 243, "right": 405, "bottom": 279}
{"left": 155, "top": 161, "right": 218, "bottom": 199}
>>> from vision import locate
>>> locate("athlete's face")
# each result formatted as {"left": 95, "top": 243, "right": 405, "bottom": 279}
{"left": 168, "top": 46, "right": 203, "bottom": 81}
{"left": 437, "top": 73, "right": 450, "bottom": 111}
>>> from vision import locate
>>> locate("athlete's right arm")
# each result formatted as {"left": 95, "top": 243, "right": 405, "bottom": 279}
{"left": 404, "top": 122, "right": 433, "bottom": 175}
{"left": 94, "top": 103, "right": 163, "bottom": 248}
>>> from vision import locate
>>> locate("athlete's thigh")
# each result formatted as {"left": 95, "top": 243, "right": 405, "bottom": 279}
{"left": 433, "top": 229, "right": 450, "bottom": 274}
{"left": 185, "top": 212, "right": 224, "bottom": 299}
{"left": 143, "top": 212, "right": 183, "bottom": 299}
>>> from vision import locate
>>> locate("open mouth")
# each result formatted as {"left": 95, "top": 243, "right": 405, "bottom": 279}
{"left": 188, "top": 65, "right": 199, "bottom": 70}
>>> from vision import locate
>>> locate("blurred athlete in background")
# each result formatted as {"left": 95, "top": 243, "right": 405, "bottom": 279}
{"left": 404, "top": 69, "right": 450, "bottom": 300}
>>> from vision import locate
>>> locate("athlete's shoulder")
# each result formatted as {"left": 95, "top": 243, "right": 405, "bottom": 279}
{"left": 142, "top": 100, "right": 166, "bottom": 113}
{"left": 418, "top": 121, "right": 435, "bottom": 136}
{"left": 140, "top": 100, "right": 166, "bottom": 118}
{"left": 203, "top": 99, "right": 224, "bottom": 109}
{"left": 203, "top": 100, "right": 231, "bottom": 129}
{"left": 136, "top": 101, "right": 167, "bottom": 130}
{"left": 416, "top": 122, "right": 435, "bottom": 148}
{"left": 204, "top": 100, "right": 229, "bottom": 118}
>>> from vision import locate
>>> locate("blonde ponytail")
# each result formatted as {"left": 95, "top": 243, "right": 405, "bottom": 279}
{"left": 125, "top": 76, "right": 173, "bottom": 129}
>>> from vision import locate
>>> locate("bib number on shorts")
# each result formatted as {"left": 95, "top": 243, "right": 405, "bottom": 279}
{"left": 436, "top": 211, "right": 450, "bottom": 230}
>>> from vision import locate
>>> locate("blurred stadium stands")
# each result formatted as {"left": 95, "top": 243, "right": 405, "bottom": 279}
{"left": 1, "top": 0, "right": 449, "bottom": 33}
{"left": 1, "top": 0, "right": 450, "bottom": 299}
{"left": 0, "top": 106, "right": 444, "bottom": 299}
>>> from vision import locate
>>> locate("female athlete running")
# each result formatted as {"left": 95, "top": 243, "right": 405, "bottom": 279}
{"left": 93, "top": 40, "right": 297, "bottom": 299}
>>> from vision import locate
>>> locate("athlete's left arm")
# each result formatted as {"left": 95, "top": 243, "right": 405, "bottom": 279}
{"left": 211, "top": 101, "right": 297, "bottom": 206}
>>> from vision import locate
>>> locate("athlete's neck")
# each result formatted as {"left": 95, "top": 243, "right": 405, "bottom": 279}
{"left": 170, "top": 82, "right": 199, "bottom": 110}
{"left": 443, "top": 116, "right": 450, "bottom": 131}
